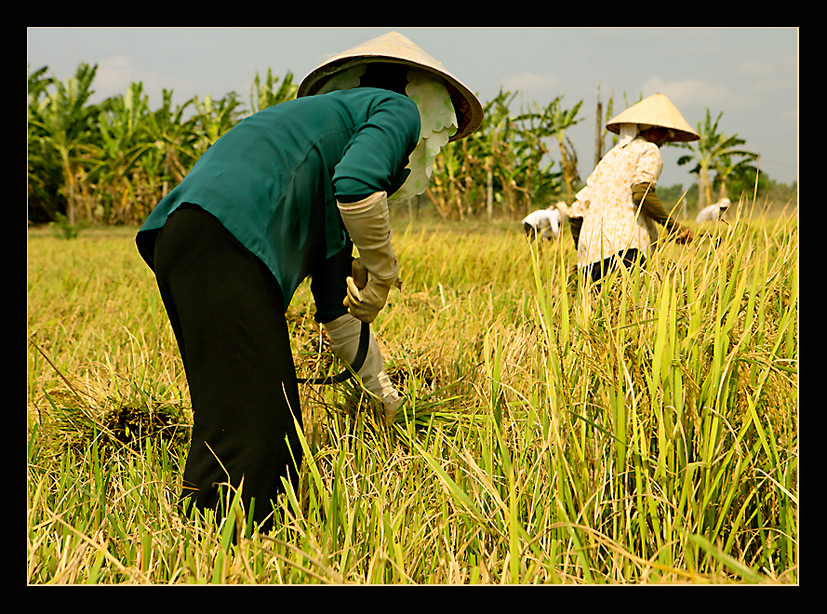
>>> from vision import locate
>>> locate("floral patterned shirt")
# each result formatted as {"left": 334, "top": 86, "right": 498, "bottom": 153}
{"left": 569, "top": 136, "right": 663, "bottom": 267}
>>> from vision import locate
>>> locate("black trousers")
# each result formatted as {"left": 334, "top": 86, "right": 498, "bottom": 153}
{"left": 584, "top": 249, "right": 645, "bottom": 284}
{"left": 152, "top": 205, "right": 351, "bottom": 530}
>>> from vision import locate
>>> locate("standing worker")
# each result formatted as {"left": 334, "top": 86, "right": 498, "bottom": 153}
{"left": 568, "top": 93, "right": 696, "bottom": 283}
{"left": 135, "top": 31, "right": 483, "bottom": 530}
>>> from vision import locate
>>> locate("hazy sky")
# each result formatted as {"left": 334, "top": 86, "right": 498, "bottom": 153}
{"left": 27, "top": 27, "right": 799, "bottom": 188}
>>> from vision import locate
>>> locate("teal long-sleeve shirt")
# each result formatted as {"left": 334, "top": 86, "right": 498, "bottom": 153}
{"left": 136, "top": 87, "right": 421, "bottom": 307}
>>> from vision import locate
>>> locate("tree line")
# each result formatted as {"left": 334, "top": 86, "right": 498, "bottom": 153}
{"left": 28, "top": 63, "right": 783, "bottom": 233}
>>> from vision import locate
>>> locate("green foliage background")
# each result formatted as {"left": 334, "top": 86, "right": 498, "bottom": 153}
{"left": 29, "top": 63, "right": 795, "bottom": 232}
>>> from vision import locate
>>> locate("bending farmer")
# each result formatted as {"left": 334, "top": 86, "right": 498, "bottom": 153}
{"left": 135, "top": 31, "right": 483, "bottom": 530}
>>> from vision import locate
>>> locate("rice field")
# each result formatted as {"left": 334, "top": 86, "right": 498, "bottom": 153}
{"left": 27, "top": 199, "right": 798, "bottom": 584}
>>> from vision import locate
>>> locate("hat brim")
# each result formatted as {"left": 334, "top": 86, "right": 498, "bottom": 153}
{"left": 298, "top": 32, "right": 484, "bottom": 142}
{"left": 605, "top": 93, "right": 699, "bottom": 142}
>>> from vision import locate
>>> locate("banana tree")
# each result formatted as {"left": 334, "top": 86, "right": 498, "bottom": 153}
{"left": 92, "top": 82, "right": 155, "bottom": 223}
{"left": 28, "top": 63, "right": 100, "bottom": 226}
{"left": 529, "top": 96, "right": 583, "bottom": 203}
{"left": 426, "top": 88, "right": 516, "bottom": 220}
{"left": 27, "top": 66, "right": 57, "bottom": 222}
{"left": 138, "top": 89, "right": 201, "bottom": 218}
{"left": 513, "top": 95, "right": 579, "bottom": 208}
{"left": 677, "top": 108, "right": 758, "bottom": 209}
{"left": 429, "top": 87, "right": 576, "bottom": 220}
{"left": 191, "top": 92, "right": 245, "bottom": 154}
{"left": 712, "top": 150, "right": 760, "bottom": 203}
{"left": 480, "top": 89, "right": 522, "bottom": 217}
{"left": 249, "top": 69, "right": 298, "bottom": 114}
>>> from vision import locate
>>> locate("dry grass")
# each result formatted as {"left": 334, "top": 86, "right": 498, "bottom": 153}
{"left": 27, "top": 199, "right": 797, "bottom": 584}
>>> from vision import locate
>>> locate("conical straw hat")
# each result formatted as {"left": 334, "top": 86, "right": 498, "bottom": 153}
{"left": 606, "top": 93, "right": 699, "bottom": 142}
{"left": 298, "top": 31, "right": 483, "bottom": 141}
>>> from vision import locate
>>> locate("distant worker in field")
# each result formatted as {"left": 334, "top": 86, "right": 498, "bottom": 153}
{"left": 134, "top": 31, "right": 483, "bottom": 531}
{"left": 522, "top": 201, "right": 568, "bottom": 241}
{"left": 696, "top": 197, "right": 731, "bottom": 223}
{"left": 568, "top": 93, "right": 696, "bottom": 283}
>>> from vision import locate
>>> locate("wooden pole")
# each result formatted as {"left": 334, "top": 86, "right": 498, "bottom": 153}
{"left": 486, "top": 159, "right": 493, "bottom": 222}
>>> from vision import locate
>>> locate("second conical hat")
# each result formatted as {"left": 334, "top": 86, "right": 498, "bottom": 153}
{"left": 298, "top": 31, "right": 483, "bottom": 141}
{"left": 606, "top": 93, "right": 699, "bottom": 142}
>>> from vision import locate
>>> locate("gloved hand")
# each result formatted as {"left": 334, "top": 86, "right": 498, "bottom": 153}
{"left": 351, "top": 257, "right": 403, "bottom": 291}
{"left": 350, "top": 257, "right": 369, "bottom": 289}
{"left": 674, "top": 226, "right": 694, "bottom": 244}
{"left": 324, "top": 313, "right": 404, "bottom": 422}
{"left": 337, "top": 192, "right": 399, "bottom": 323}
